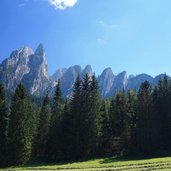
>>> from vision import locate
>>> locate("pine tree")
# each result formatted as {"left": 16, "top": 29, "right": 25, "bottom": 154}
{"left": 46, "top": 81, "right": 63, "bottom": 161}
{"left": 151, "top": 86, "right": 162, "bottom": 152}
{"left": 88, "top": 75, "right": 101, "bottom": 157}
{"left": 136, "top": 81, "right": 153, "bottom": 154}
{"left": 154, "top": 76, "right": 171, "bottom": 152}
{"left": 71, "top": 74, "right": 101, "bottom": 159}
{"left": 67, "top": 75, "right": 83, "bottom": 160}
{"left": 33, "top": 94, "right": 51, "bottom": 161}
{"left": 78, "top": 74, "right": 92, "bottom": 159}
{"left": 99, "top": 100, "right": 112, "bottom": 156}
{"left": 125, "top": 90, "right": 137, "bottom": 155}
{"left": 109, "top": 92, "right": 128, "bottom": 156}
{"left": 60, "top": 99, "right": 72, "bottom": 160}
{"left": 0, "top": 84, "right": 9, "bottom": 166}
{"left": 8, "top": 84, "right": 36, "bottom": 165}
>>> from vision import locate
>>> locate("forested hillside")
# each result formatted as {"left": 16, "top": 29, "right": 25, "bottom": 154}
{"left": 0, "top": 74, "right": 171, "bottom": 166}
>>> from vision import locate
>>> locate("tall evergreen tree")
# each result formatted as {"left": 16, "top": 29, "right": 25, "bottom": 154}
{"left": 69, "top": 75, "right": 83, "bottom": 160}
{"left": 99, "top": 100, "right": 112, "bottom": 156}
{"left": 154, "top": 76, "right": 171, "bottom": 152}
{"left": 8, "top": 84, "right": 36, "bottom": 165}
{"left": 0, "top": 84, "right": 9, "bottom": 166}
{"left": 125, "top": 90, "right": 137, "bottom": 155}
{"left": 109, "top": 92, "right": 128, "bottom": 156}
{"left": 136, "top": 81, "right": 153, "bottom": 154}
{"left": 33, "top": 94, "right": 51, "bottom": 161}
{"left": 46, "top": 81, "right": 63, "bottom": 161}
{"left": 88, "top": 75, "right": 101, "bottom": 157}
{"left": 60, "top": 99, "right": 72, "bottom": 160}
{"left": 70, "top": 74, "right": 102, "bottom": 159}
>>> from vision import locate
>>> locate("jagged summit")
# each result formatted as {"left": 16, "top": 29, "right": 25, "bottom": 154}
{"left": 35, "top": 43, "right": 45, "bottom": 56}
{"left": 0, "top": 44, "right": 169, "bottom": 97}
{"left": 81, "top": 65, "right": 93, "bottom": 77}
{"left": 0, "top": 44, "right": 50, "bottom": 95}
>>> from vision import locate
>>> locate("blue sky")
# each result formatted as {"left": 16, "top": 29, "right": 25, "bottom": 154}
{"left": 0, "top": 0, "right": 171, "bottom": 76}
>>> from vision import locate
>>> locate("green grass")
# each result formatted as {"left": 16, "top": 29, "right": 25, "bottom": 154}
{"left": 1, "top": 156, "right": 171, "bottom": 171}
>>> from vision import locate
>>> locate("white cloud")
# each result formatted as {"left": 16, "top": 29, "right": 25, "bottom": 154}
{"left": 98, "top": 20, "right": 120, "bottom": 30}
{"left": 49, "top": 0, "right": 78, "bottom": 10}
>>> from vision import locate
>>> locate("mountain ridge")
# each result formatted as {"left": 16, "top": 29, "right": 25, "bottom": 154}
{"left": 0, "top": 45, "right": 168, "bottom": 97}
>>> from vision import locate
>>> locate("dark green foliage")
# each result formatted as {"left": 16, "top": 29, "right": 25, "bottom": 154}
{"left": 60, "top": 100, "right": 72, "bottom": 160}
{"left": 136, "top": 81, "right": 153, "bottom": 154}
{"left": 0, "top": 84, "right": 9, "bottom": 166}
{"left": 68, "top": 75, "right": 82, "bottom": 160}
{"left": 3, "top": 76, "right": 171, "bottom": 166}
{"left": 46, "top": 81, "right": 63, "bottom": 162}
{"left": 8, "top": 84, "right": 37, "bottom": 165}
{"left": 99, "top": 100, "right": 112, "bottom": 156}
{"left": 109, "top": 92, "right": 128, "bottom": 156}
{"left": 126, "top": 90, "right": 138, "bottom": 155}
{"left": 69, "top": 74, "right": 101, "bottom": 160}
{"left": 85, "top": 75, "right": 101, "bottom": 157}
{"left": 151, "top": 76, "right": 171, "bottom": 153}
{"left": 33, "top": 94, "right": 51, "bottom": 161}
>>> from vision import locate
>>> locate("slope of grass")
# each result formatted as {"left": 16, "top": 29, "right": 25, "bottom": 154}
{"left": 1, "top": 156, "right": 171, "bottom": 171}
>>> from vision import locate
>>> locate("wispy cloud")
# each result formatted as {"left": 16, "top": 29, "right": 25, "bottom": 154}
{"left": 98, "top": 20, "right": 120, "bottom": 30}
{"left": 49, "top": 0, "right": 78, "bottom": 10}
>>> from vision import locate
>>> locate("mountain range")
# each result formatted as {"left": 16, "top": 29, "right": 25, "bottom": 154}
{"left": 0, "top": 44, "right": 167, "bottom": 98}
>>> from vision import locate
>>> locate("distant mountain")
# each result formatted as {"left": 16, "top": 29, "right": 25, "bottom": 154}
{"left": 51, "top": 68, "right": 67, "bottom": 81}
{"left": 0, "top": 44, "right": 169, "bottom": 97}
{"left": 97, "top": 68, "right": 115, "bottom": 98}
{"left": 0, "top": 44, "right": 51, "bottom": 95}
{"left": 126, "top": 74, "right": 153, "bottom": 91}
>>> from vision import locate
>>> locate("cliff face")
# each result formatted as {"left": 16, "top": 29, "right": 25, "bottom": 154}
{"left": 0, "top": 44, "right": 50, "bottom": 95}
{"left": 0, "top": 45, "right": 168, "bottom": 97}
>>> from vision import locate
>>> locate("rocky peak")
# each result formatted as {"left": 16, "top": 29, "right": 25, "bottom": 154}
{"left": 0, "top": 44, "right": 51, "bottom": 95}
{"left": 127, "top": 73, "right": 153, "bottom": 91}
{"left": 152, "top": 74, "right": 166, "bottom": 85}
{"left": 115, "top": 71, "right": 127, "bottom": 87}
{"left": 81, "top": 65, "right": 93, "bottom": 77}
{"left": 5, "top": 46, "right": 33, "bottom": 67}
{"left": 0, "top": 46, "right": 34, "bottom": 91}
{"left": 51, "top": 68, "right": 67, "bottom": 81}
{"left": 101, "top": 67, "right": 113, "bottom": 76}
{"left": 98, "top": 67, "right": 115, "bottom": 98}
{"left": 22, "top": 44, "right": 50, "bottom": 95}
{"left": 35, "top": 43, "right": 44, "bottom": 56}
{"left": 19, "top": 46, "right": 34, "bottom": 56}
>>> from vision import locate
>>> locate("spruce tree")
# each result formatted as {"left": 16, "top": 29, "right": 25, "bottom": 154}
{"left": 0, "top": 84, "right": 9, "bottom": 166}
{"left": 109, "top": 92, "right": 128, "bottom": 156}
{"left": 77, "top": 74, "right": 92, "bottom": 159}
{"left": 125, "top": 90, "right": 137, "bottom": 155}
{"left": 8, "top": 84, "right": 35, "bottom": 165}
{"left": 88, "top": 75, "right": 101, "bottom": 157}
{"left": 99, "top": 100, "right": 112, "bottom": 156}
{"left": 60, "top": 99, "right": 72, "bottom": 160}
{"left": 33, "top": 94, "right": 51, "bottom": 161}
{"left": 154, "top": 76, "right": 171, "bottom": 152}
{"left": 69, "top": 75, "right": 82, "bottom": 160}
{"left": 136, "top": 81, "right": 153, "bottom": 154}
{"left": 46, "top": 81, "right": 63, "bottom": 162}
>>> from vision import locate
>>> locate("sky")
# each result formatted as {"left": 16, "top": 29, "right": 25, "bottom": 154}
{"left": 0, "top": 0, "right": 171, "bottom": 77}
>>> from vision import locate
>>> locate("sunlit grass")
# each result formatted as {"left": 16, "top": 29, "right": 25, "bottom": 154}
{"left": 1, "top": 156, "right": 171, "bottom": 171}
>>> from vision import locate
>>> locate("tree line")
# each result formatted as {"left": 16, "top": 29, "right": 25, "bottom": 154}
{"left": 0, "top": 74, "right": 171, "bottom": 166}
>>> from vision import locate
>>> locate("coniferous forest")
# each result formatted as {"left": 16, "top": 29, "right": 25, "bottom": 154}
{"left": 1, "top": 74, "right": 171, "bottom": 166}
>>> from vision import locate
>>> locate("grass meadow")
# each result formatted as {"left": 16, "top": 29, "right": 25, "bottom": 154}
{"left": 1, "top": 156, "right": 171, "bottom": 171}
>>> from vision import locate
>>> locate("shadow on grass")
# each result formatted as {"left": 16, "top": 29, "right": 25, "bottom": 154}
{"left": 100, "top": 154, "right": 171, "bottom": 164}
{"left": 3, "top": 154, "right": 171, "bottom": 169}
